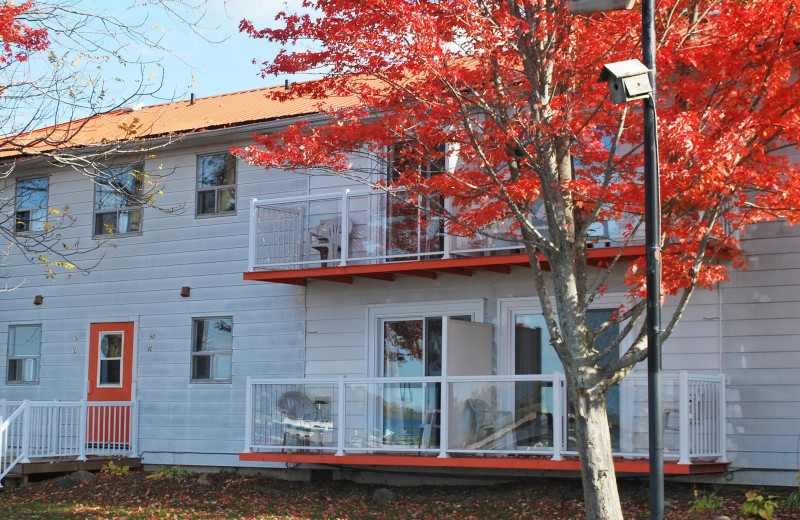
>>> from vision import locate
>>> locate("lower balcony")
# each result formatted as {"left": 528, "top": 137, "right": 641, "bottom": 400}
{"left": 241, "top": 372, "right": 728, "bottom": 475}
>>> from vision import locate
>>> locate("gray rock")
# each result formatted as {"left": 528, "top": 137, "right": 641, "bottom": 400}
{"left": 711, "top": 516, "right": 732, "bottom": 520}
{"left": 371, "top": 487, "right": 396, "bottom": 505}
{"left": 54, "top": 475, "right": 77, "bottom": 489}
{"left": 69, "top": 470, "right": 95, "bottom": 483}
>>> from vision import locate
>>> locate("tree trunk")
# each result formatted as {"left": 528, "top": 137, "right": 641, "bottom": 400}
{"left": 569, "top": 376, "right": 624, "bottom": 520}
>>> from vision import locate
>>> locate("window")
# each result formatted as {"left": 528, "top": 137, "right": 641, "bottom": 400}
{"left": 196, "top": 153, "right": 236, "bottom": 216}
{"left": 97, "top": 332, "right": 123, "bottom": 387}
{"left": 94, "top": 164, "right": 144, "bottom": 235}
{"left": 191, "top": 317, "right": 232, "bottom": 382}
{"left": 386, "top": 143, "right": 446, "bottom": 256}
{"left": 15, "top": 177, "right": 48, "bottom": 232}
{"left": 7, "top": 325, "right": 41, "bottom": 383}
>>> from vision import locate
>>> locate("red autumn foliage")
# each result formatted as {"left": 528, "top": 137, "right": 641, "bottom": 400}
{"left": 235, "top": 0, "right": 800, "bottom": 300}
{"left": 0, "top": 1, "right": 48, "bottom": 65}
{"left": 233, "top": 2, "right": 800, "bottom": 518}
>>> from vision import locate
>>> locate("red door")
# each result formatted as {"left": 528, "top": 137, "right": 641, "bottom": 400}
{"left": 87, "top": 322, "right": 134, "bottom": 447}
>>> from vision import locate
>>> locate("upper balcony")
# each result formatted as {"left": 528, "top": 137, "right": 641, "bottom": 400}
{"left": 245, "top": 189, "right": 645, "bottom": 285}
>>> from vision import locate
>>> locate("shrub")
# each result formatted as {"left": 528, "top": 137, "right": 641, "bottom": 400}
{"left": 147, "top": 466, "right": 190, "bottom": 479}
{"left": 687, "top": 490, "right": 722, "bottom": 512}
{"left": 101, "top": 461, "right": 130, "bottom": 476}
{"left": 741, "top": 490, "right": 779, "bottom": 520}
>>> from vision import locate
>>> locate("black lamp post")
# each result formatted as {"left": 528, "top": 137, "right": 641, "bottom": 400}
{"left": 569, "top": 1, "right": 663, "bottom": 519}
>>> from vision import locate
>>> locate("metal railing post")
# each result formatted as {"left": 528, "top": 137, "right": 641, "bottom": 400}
{"left": 336, "top": 376, "right": 346, "bottom": 456}
{"left": 678, "top": 371, "right": 691, "bottom": 465}
{"left": 20, "top": 400, "right": 31, "bottom": 463}
{"left": 552, "top": 374, "right": 564, "bottom": 461}
{"left": 130, "top": 401, "right": 139, "bottom": 457}
{"left": 340, "top": 190, "right": 350, "bottom": 266}
{"left": 439, "top": 375, "right": 449, "bottom": 458}
{"left": 248, "top": 198, "right": 258, "bottom": 271}
{"left": 717, "top": 374, "right": 728, "bottom": 462}
{"left": 244, "top": 377, "right": 253, "bottom": 453}
{"left": 78, "top": 401, "right": 88, "bottom": 461}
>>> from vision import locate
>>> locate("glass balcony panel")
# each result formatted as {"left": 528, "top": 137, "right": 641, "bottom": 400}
{"left": 343, "top": 380, "right": 441, "bottom": 451}
{"left": 449, "top": 379, "right": 554, "bottom": 453}
{"left": 249, "top": 382, "right": 338, "bottom": 450}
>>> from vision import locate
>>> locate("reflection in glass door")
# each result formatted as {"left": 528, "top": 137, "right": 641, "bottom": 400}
{"left": 381, "top": 318, "right": 441, "bottom": 446}
{"left": 513, "top": 310, "right": 620, "bottom": 451}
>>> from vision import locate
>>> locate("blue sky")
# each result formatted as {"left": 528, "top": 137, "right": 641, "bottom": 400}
{"left": 124, "top": 0, "right": 318, "bottom": 106}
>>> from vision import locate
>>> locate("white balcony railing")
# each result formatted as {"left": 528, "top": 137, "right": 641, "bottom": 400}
{"left": 248, "top": 189, "right": 628, "bottom": 271}
{"left": 245, "top": 372, "right": 726, "bottom": 465}
{"left": 0, "top": 400, "right": 138, "bottom": 486}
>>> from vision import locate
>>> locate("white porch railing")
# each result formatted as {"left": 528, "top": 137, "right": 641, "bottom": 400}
{"left": 247, "top": 189, "right": 629, "bottom": 271}
{"left": 0, "top": 400, "right": 138, "bottom": 486}
{"left": 244, "top": 371, "right": 726, "bottom": 464}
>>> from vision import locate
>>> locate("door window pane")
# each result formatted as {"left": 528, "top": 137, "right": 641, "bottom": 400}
{"left": 98, "top": 333, "right": 123, "bottom": 386}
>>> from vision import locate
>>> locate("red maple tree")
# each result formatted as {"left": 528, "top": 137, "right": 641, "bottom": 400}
{"left": 235, "top": 1, "right": 800, "bottom": 518}
{"left": 0, "top": 1, "right": 47, "bottom": 65}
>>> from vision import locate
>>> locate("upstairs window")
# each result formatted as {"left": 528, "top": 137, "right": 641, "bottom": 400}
{"left": 191, "top": 317, "right": 232, "bottom": 382}
{"left": 196, "top": 153, "right": 236, "bottom": 216}
{"left": 94, "top": 164, "right": 144, "bottom": 236}
{"left": 15, "top": 177, "right": 48, "bottom": 232}
{"left": 7, "top": 325, "right": 41, "bottom": 384}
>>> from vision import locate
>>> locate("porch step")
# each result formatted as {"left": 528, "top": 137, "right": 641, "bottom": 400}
{"left": 2, "top": 457, "right": 141, "bottom": 488}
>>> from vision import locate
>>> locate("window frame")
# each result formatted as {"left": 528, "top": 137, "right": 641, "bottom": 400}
{"left": 7, "top": 324, "right": 42, "bottom": 384}
{"left": 195, "top": 152, "right": 237, "bottom": 217}
{"left": 93, "top": 163, "right": 145, "bottom": 237}
{"left": 14, "top": 176, "right": 49, "bottom": 233}
{"left": 190, "top": 316, "right": 233, "bottom": 383}
{"left": 367, "top": 300, "right": 484, "bottom": 377}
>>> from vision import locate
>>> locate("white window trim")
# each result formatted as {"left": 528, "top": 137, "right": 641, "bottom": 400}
{"left": 195, "top": 152, "right": 237, "bottom": 218}
{"left": 365, "top": 299, "right": 485, "bottom": 377}
{"left": 92, "top": 164, "right": 145, "bottom": 237}
{"left": 14, "top": 176, "right": 49, "bottom": 234}
{"left": 190, "top": 316, "right": 233, "bottom": 383}
{"left": 96, "top": 330, "right": 124, "bottom": 389}
{"left": 7, "top": 324, "right": 42, "bottom": 385}
{"left": 497, "top": 295, "right": 635, "bottom": 376}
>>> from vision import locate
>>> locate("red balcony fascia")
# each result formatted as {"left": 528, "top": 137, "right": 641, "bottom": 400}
{"left": 243, "top": 246, "right": 647, "bottom": 285}
{"left": 239, "top": 451, "right": 727, "bottom": 475}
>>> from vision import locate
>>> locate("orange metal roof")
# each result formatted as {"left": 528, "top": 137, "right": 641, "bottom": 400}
{"left": 4, "top": 82, "right": 359, "bottom": 157}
